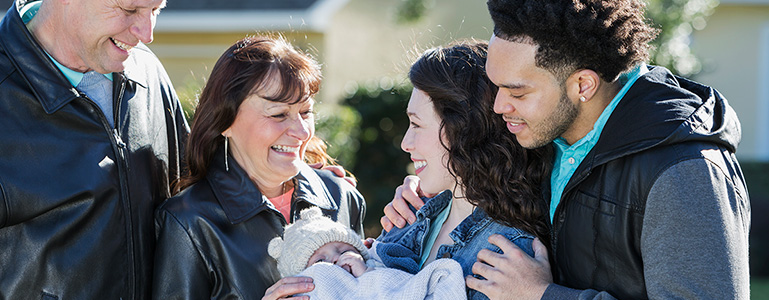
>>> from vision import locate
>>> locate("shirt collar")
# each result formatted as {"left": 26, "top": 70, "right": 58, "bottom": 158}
{"left": 208, "top": 147, "right": 338, "bottom": 224}
{"left": 554, "top": 63, "right": 649, "bottom": 151}
{"left": 22, "top": 0, "right": 112, "bottom": 87}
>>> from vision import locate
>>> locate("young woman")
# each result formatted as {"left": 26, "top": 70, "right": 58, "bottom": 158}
{"left": 372, "top": 41, "right": 552, "bottom": 300}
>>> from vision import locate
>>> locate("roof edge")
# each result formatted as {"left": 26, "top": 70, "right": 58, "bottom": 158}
{"left": 154, "top": 0, "right": 349, "bottom": 33}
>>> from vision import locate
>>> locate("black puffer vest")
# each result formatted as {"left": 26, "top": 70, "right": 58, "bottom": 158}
{"left": 548, "top": 66, "right": 746, "bottom": 299}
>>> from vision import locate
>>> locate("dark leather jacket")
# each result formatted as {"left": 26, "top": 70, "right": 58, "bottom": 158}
{"left": 152, "top": 149, "right": 366, "bottom": 299}
{"left": 0, "top": 1, "right": 189, "bottom": 299}
{"left": 546, "top": 66, "right": 750, "bottom": 299}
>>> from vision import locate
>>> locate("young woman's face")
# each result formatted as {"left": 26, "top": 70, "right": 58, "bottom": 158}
{"left": 222, "top": 80, "right": 315, "bottom": 190}
{"left": 401, "top": 88, "right": 455, "bottom": 195}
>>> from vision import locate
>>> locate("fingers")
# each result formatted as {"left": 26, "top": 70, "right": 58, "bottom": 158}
{"left": 465, "top": 274, "right": 488, "bottom": 292}
{"left": 391, "top": 191, "right": 417, "bottom": 225}
{"left": 362, "top": 237, "right": 375, "bottom": 248}
{"left": 475, "top": 248, "right": 502, "bottom": 268}
{"left": 319, "top": 165, "right": 358, "bottom": 187}
{"left": 487, "top": 234, "right": 521, "bottom": 256}
{"left": 321, "top": 165, "right": 345, "bottom": 177}
{"left": 471, "top": 257, "right": 498, "bottom": 277}
{"left": 380, "top": 215, "right": 394, "bottom": 232}
{"left": 382, "top": 175, "right": 425, "bottom": 230}
{"left": 532, "top": 238, "right": 550, "bottom": 266}
{"left": 382, "top": 202, "right": 406, "bottom": 229}
{"left": 262, "top": 277, "right": 314, "bottom": 300}
{"left": 343, "top": 176, "right": 357, "bottom": 187}
{"left": 402, "top": 176, "right": 427, "bottom": 208}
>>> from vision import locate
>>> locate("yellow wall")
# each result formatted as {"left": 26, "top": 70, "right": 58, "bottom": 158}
{"left": 691, "top": 4, "right": 769, "bottom": 160}
{"left": 323, "top": 0, "right": 493, "bottom": 104}
{"left": 149, "top": 31, "right": 325, "bottom": 105}
{"left": 147, "top": 1, "right": 768, "bottom": 160}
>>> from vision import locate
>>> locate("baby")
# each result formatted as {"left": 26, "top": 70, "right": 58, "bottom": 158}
{"left": 268, "top": 207, "right": 467, "bottom": 300}
{"left": 268, "top": 206, "right": 372, "bottom": 278}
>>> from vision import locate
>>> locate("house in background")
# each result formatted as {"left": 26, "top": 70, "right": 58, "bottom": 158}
{"left": 151, "top": 0, "right": 348, "bottom": 104}
{"left": 691, "top": 0, "right": 769, "bottom": 161}
{"left": 1, "top": 0, "right": 766, "bottom": 162}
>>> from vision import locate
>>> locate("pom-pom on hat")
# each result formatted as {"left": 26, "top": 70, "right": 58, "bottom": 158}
{"left": 267, "top": 206, "right": 369, "bottom": 277}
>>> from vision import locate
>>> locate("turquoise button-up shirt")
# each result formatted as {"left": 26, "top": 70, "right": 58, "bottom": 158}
{"left": 21, "top": 1, "right": 112, "bottom": 85}
{"left": 549, "top": 64, "right": 648, "bottom": 222}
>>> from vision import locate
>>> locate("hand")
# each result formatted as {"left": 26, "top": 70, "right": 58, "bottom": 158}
{"left": 337, "top": 251, "right": 369, "bottom": 277}
{"left": 262, "top": 276, "right": 314, "bottom": 300}
{"left": 309, "top": 163, "right": 357, "bottom": 187}
{"left": 380, "top": 175, "right": 429, "bottom": 231}
{"left": 363, "top": 237, "right": 376, "bottom": 249}
{"left": 466, "top": 236, "right": 552, "bottom": 300}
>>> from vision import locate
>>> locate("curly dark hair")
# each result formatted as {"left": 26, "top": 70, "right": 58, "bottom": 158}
{"left": 487, "top": 0, "right": 659, "bottom": 82}
{"left": 177, "top": 35, "right": 322, "bottom": 191}
{"left": 409, "top": 41, "right": 553, "bottom": 243}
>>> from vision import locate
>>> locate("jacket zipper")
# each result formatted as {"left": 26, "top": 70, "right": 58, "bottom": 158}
{"left": 77, "top": 77, "right": 136, "bottom": 298}
{"left": 550, "top": 169, "right": 591, "bottom": 265}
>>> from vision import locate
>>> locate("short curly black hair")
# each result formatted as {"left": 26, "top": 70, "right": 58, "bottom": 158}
{"left": 487, "top": 0, "right": 659, "bottom": 82}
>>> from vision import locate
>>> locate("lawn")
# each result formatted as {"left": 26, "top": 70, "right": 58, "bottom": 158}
{"left": 754, "top": 277, "right": 769, "bottom": 300}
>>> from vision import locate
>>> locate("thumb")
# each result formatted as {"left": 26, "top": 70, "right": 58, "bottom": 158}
{"left": 532, "top": 237, "right": 549, "bottom": 265}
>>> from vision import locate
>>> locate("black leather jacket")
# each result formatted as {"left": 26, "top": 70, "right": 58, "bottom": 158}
{"left": 152, "top": 149, "right": 366, "bottom": 299}
{"left": 546, "top": 66, "right": 749, "bottom": 299}
{"left": 0, "top": 1, "right": 189, "bottom": 299}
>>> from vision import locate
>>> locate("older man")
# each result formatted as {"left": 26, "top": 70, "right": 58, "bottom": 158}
{"left": 0, "top": 0, "right": 188, "bottom": 298}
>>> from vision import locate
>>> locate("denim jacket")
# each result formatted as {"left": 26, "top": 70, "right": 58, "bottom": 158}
{"left": 375, "top": 190, "right": 536, "bottom": 300}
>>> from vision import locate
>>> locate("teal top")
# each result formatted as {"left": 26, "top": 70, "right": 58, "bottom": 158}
{"left": 549, "top": 64, "right": 649, "bottom": 222}
{"left": 419, "top": 198, "right": 452, "bottom": 268}
{"left": 20, "top": 0, "right": 112, "bottom": 86}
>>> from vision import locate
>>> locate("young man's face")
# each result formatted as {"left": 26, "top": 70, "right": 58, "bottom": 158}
{"left": 486, "top": 35, "right": 579, "bottom": 149}
{"left": 63, "top": 0, "right": 166, "bottom": 73}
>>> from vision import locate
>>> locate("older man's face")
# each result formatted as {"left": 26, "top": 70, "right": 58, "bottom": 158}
{"left": 64, "top": 0, "right": 166, "bottom": 73}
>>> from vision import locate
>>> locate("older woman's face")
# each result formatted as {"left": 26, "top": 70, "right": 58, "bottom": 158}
{"left": 223, "top": 88, "right": 315, "bottom": 190}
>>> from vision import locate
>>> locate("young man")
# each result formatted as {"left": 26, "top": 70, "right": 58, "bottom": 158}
{"left": 383, "top": 1, "right": 750, "bottom": 299}
{"left": 0, "top": 0, "right": 188, "bottom": 298}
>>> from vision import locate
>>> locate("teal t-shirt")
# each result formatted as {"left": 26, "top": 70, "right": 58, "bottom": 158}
{"left": 418, "top": 199, "right": 451, "bottom": 268}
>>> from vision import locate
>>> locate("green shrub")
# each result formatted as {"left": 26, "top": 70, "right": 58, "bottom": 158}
{"left": 338, "top": 83, "right": 414, "bottom": 237}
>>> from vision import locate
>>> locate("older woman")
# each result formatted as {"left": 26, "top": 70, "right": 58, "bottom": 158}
{"left": 152, "top": 36, "right": 365, "bottom": 299}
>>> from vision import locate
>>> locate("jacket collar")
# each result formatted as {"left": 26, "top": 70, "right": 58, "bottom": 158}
{"left": 206, "top": 147, "right": 338, "bottom": 224}
{"left": 565, "top": 65, "right": 741, "bottom": 192}
{"left": 0, "top": 1, "right": 146, "bottom": 114}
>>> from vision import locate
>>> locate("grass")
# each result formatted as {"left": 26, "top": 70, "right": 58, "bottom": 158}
{"left": 753, "top": 277, "right": 769, "bottom": 300}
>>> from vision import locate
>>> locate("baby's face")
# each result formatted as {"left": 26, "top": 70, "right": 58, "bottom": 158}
{"left": 307, "top": 241, "right": 367, "bottom": 277}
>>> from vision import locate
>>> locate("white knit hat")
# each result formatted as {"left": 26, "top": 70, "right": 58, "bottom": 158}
{"left": 268, "top": 207, "right": 369, "bottom": 277}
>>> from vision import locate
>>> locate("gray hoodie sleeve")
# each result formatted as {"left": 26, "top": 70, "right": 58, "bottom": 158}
{"left": 542, "top": 158, "right": 750, "bottom": 300}
{"left": 641, "top": 158, "right": 750, "bottom": 299}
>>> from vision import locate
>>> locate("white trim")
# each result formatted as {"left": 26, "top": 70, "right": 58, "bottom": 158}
{"left": 306, "top": 0, "right": 348, "bottom": 30}
{"left": 719, "top": 0, "right": 769, "bottom": 4}
{"left": 757, "top": 22, "right": 769, "bottom": 161}
{"left": 155, "top": 10, "right": 313, "bottom": 32}
{"left": 154, "top": 0, "right": 349, "bottom": 33}
{"left": 147, "top": 44, "right": 228, "bottom": 58}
